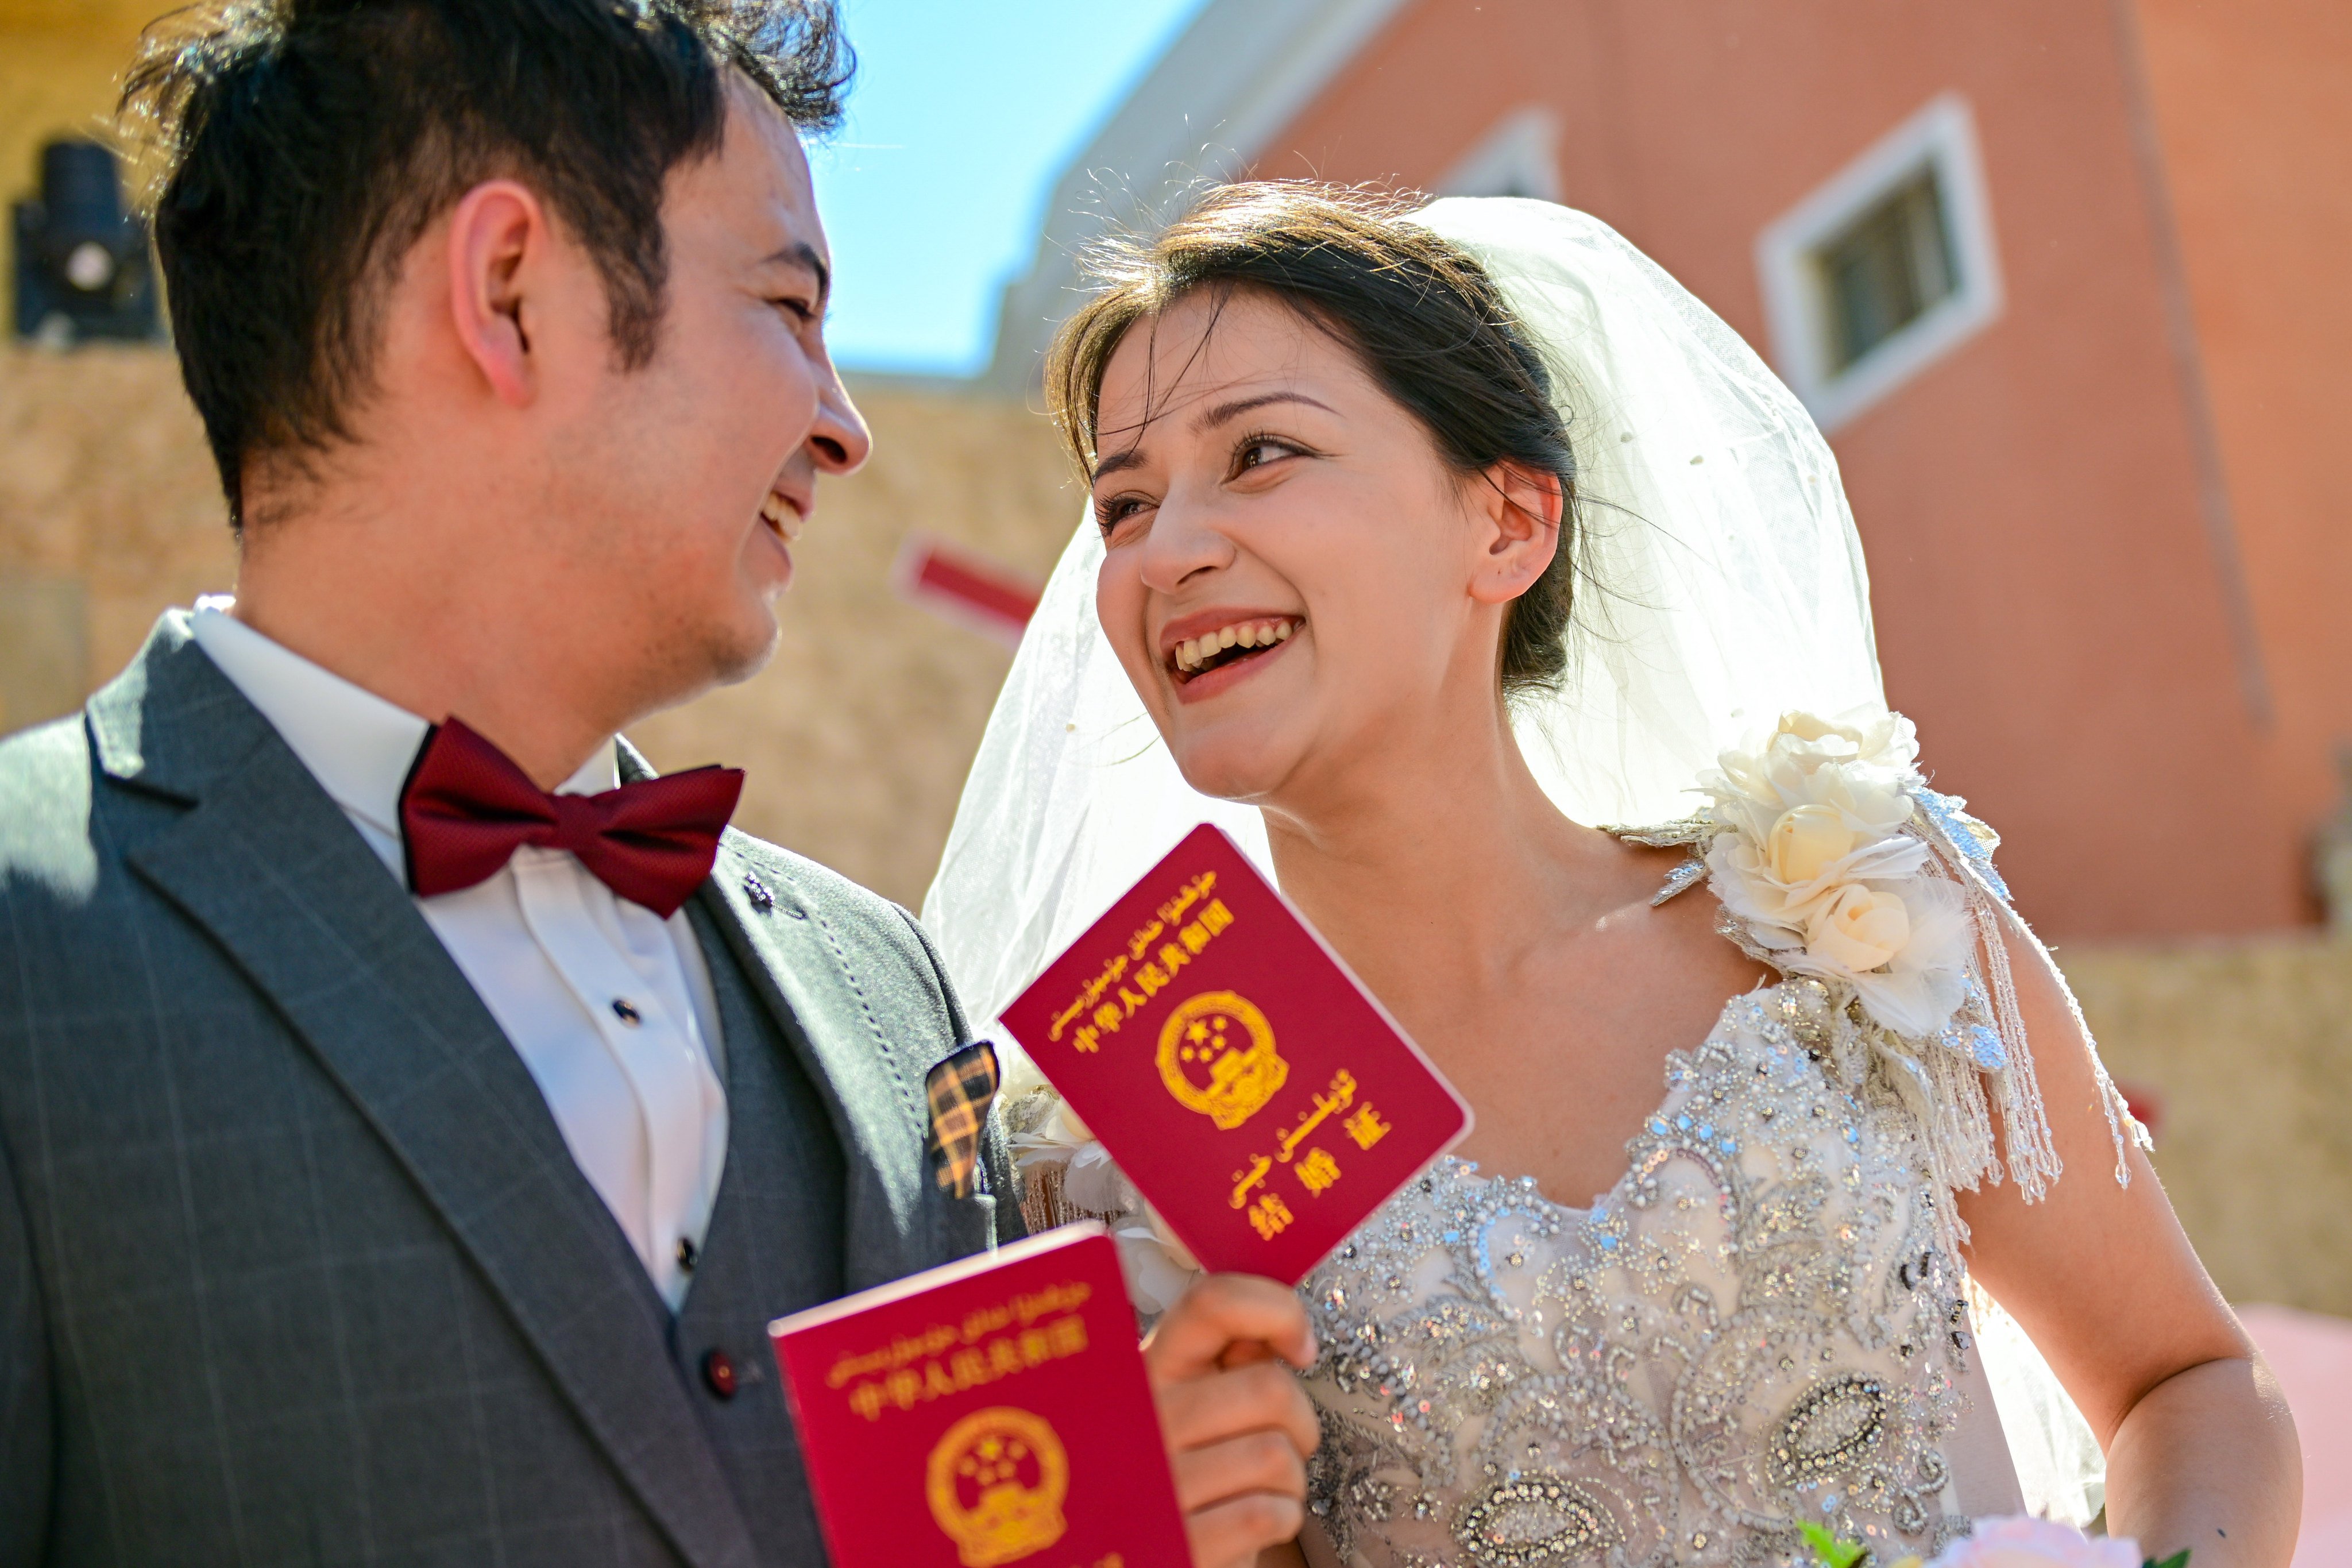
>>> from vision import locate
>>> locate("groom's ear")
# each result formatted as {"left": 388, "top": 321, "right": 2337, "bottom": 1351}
{"left": 443, "top": 179, "right": 555, "bottom": 408}
{"left": 1466, "top": 461, "right": 1565, "bottom": 606}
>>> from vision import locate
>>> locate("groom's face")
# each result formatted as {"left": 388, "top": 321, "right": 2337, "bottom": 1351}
{"left": 535, "top": 76, "right": 871, "bottom": 697}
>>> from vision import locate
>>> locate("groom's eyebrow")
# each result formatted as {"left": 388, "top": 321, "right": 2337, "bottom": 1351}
{"left": 763, "top": 241, "right": 831, "bottom": 306}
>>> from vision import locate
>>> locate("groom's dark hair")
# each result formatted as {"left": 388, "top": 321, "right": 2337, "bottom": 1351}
{"left": 120, "top": 0, "right": 852, "bottom": 528}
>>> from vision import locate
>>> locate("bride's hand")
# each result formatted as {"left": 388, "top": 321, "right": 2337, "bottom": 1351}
{"left": 1143, "top": 1273, "right": 1321, "bottom": 1568}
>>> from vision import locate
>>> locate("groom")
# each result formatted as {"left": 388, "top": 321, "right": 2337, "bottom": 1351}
{"left": 0, "top": 2, "right": 1315, "bottom": 1565}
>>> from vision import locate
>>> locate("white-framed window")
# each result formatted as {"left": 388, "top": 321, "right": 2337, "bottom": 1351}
{"left": 1439, "top": 107, "right": 1561, "bottom": 202}
{"left": 1755, "top": 93, "right": 2003, "bottom": 433}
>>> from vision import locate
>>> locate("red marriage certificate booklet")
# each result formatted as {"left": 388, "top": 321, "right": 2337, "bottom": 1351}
{"left": 997, "top": 824, "right": 1472, "bottom": 1285}
{"left": 771, "top": 1223, "right": 1186, "bottom": 1568}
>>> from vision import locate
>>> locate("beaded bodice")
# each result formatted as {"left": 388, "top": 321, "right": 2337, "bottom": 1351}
{"left": 1298, "top": 977, "right": 2021, "bottom": 1568}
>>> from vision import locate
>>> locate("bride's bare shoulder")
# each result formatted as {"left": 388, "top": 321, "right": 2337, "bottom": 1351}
{"left": 1592, "top": 832, "right": 1777, "bottom": 1001}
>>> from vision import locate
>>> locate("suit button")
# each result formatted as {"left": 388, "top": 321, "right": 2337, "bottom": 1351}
{"left": 701, "top": 1348, "right": 739, "bottom": 1401}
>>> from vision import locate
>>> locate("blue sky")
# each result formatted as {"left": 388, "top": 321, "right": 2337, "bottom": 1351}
{"left": 810, "top": 0, "right": 1212, "bottom": 377}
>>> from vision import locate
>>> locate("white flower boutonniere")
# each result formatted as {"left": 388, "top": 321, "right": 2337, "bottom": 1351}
{"left": 1700, "top": 709, "right": 1972, "bottom": 1038}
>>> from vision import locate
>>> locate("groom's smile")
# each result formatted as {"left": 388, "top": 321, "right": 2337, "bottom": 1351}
{"left": 625, "top": 73, "right": 871, "bottom": 683}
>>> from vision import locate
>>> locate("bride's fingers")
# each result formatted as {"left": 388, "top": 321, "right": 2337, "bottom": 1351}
{"left": 1156, "top": 1359, "right": 1320, "bottom": 1459}
{"left": 1146, "top": 1273, "right": 1320, "bottom": 1568}
{"left": 1171, "top": 1426, "right": 1309, "bottom": 1513}
{"left": 1145, "top": 1273, "right": 1319, "bottom": 1383}
{"left": 1182, "top": 1489, "right": 1307, "bottom": 1568}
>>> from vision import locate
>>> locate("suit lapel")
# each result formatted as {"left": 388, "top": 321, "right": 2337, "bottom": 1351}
{"left": 691, "top": 836, "right": 932, "bottom": 1292}
{"left": 102, "top": 620, "right": 762, "bottom": 1568}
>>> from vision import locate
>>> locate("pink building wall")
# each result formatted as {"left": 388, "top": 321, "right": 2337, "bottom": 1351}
{"left": 1241, "top": 0, "right": 2351, "bottom": 941}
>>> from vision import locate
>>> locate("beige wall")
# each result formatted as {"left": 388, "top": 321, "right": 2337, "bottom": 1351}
{"left": 2063, "top": 937, "right": 2352, "bottom": 1318}
{"left": 0, "top": 344, "right": 1079, "bottom": 906}
{"left": 0, "top": 345, "right": 230, "bottom": 727}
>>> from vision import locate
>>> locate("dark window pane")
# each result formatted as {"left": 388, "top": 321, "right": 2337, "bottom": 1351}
{"left": 1814, "top": 169, "right": 1956, "bottom": 372}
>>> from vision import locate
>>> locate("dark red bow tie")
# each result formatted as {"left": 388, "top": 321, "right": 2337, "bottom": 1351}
{"left": 398, "top": 717, "right": 743, "bottom": 918}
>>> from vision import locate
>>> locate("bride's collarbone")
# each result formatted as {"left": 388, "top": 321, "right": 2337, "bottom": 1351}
{"left": 1395, "top": 889, "right": 1772, "bottom": 1211}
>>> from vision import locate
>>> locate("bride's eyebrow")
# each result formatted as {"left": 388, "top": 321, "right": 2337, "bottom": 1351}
{"left": 1192, "top": 391, "right": 1335, "bottom": 432}
{"left": 1089, "top": 389, "right": 1336, "bottom": 483}
{"left": 1091, "top": 445, "right": 1149, "bottom": 484}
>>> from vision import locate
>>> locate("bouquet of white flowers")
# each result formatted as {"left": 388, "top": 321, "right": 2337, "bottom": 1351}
{"left": 1803, "top": 1515, "right": 2187, "bottom": 1568}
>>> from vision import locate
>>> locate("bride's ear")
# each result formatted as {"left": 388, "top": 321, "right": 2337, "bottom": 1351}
{"left": 1466, "top": 461, "right": 1564, "bottom": 606}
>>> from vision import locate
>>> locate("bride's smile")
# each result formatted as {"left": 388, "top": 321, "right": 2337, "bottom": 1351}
{"left": 1160, "top": 611, "right": 1299, "bottom": 689}
{"left": 1088, "top": 287, "right": 1561, "bottom": 804}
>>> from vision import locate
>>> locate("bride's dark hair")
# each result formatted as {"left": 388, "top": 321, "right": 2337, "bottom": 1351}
{"left": 1046, "top": 181, "right": 1579, "bottom": 699}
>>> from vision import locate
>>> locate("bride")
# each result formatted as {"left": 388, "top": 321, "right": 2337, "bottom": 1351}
{"left": 924, "top": 186, "right": 2299, "bottom": 1567}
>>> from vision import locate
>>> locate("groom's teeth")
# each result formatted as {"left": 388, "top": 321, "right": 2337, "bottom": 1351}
{"left": 759, "top": 492, "right": 806, "bottom": 542}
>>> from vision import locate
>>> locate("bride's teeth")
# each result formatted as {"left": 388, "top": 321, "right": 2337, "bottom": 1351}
{"left": 1172, "top": 619, "right": 1303, "bottom": 675}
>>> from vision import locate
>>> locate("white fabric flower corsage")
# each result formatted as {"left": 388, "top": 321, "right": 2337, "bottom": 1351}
{"left": 994, "top": 1040, "right": 1202, "bottom": 1319}
{"left": 1700, "top": 709, "right": 1972, "bottom": 1038}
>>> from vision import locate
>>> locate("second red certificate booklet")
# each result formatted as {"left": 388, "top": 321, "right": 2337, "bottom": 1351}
{"left": 997, "top": 824, "right": 1471, "bottom": 1284}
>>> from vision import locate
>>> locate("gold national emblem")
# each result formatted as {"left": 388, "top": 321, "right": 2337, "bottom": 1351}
{"left": 924, "top": 1405, "right": 1071, "bottom": 1567}
{"left": 1156, "top": 991, "right": 1287, "bottom": 1131}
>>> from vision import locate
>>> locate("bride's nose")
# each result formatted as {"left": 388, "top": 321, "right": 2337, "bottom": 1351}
{"left": 1136, "top": 489, "right": 1237, "bottom": 592}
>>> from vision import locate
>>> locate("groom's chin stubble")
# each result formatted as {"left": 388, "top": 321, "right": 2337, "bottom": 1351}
{"left": 709, "top": 611, "right": 784, "bottom": 689}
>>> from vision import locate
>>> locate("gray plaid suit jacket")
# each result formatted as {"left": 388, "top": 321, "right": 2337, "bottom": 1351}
{"left": 0, "top": 613, "right": 1018, "bottom": 1566}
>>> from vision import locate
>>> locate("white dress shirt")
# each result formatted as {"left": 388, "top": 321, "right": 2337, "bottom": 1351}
{"left": 190, "top": 601, "right": 727, "bottom": 1311}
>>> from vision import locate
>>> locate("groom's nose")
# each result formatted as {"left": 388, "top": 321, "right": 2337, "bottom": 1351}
{"left": 804, "top": 368, "right": 871, "bottom": 476}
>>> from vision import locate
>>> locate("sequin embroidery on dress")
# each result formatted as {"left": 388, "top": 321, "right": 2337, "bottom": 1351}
{"left": 1299, "top": 975, "right": 1982, "bottom": 1568}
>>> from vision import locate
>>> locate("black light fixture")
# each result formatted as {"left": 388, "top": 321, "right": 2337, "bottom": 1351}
{"left": 11, "top": 138, "right": 160, "bottom": 345}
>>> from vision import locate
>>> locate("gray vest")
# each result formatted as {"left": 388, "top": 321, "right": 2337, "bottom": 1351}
{"left": 673, "top": 897, "right": 847, "bottom": 1562}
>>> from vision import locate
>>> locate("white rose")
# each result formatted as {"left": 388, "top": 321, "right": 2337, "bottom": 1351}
{"left": 1807, "top": 883, "right": 1911, "bottom": 972}
{"left": 1700, "top": 708, "right": 1920, "bottom": 835}
{"left": 1774, "top": 708, "right": 1920, "bottom": 774}
{"left": 1765, "top": 804, "right": 1855, "bottom": 886}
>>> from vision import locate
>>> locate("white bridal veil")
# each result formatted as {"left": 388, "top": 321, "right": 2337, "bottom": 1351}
{"left": 924, "top": 198, "right": 1882, "bottom": 1026}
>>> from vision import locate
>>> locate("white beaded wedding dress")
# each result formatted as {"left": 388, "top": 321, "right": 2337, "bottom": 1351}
{"left": 922, "top": 199, "right": 2130, "bottom": 1567}
{"left": 1292, "top": 818, "right": 2041, "bottom": 1567}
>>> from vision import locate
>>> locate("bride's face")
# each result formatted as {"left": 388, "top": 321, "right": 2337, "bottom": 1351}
{"left": 1091, "top": 288, "right": 1513, "bottom": 805}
